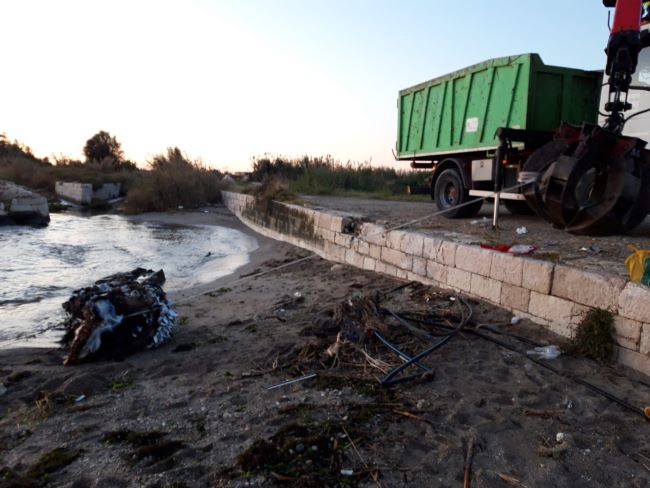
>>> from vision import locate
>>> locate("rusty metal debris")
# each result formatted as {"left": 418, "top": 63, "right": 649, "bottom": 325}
{"left": 61, "top": 268, "right": 176, "bottom": 366}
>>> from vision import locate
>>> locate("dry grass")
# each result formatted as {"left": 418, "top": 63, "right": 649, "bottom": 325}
{"left": 123, "top": 147, "right": 223, "bottom": 213}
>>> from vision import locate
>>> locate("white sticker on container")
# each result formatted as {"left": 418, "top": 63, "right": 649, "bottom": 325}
{"left": 465, "top": 117, "right": 479, "bottom": 133}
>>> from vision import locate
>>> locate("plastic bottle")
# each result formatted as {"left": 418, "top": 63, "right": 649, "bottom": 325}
{"left": 526, "top": 345, "right": 561, "bottom": 359}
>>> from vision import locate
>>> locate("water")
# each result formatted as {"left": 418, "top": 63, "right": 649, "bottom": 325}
{"left": 0, "top": 213, "right": 258, "bottom": 345}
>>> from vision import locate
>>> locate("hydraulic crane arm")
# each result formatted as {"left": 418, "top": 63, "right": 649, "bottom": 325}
{"left": 519, "top": 0, "right": 650, "bottom": 235}
{"left": 603, "top": 0, "right": 647, "bottom": 131}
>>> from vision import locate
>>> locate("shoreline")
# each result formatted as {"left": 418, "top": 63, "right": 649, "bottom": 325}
{"left": 1, "top": 207, "right": 649, "bottom": 487}
{"left": 0, "top": 206, "right": 279, "bottom": 351}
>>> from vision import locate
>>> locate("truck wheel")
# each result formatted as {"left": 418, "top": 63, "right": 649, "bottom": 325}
{"left": 504, "top": 200, "right": 535, "bottom": 215}
{"left": 434, "top": 168, "right": 483, "bottom": 218}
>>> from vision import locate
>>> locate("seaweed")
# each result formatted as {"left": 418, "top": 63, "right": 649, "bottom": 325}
{"left": 102, "top": 429, "right": 166, "bottom": 446}
{"left": 25, "top": 447, "right": 82, "bottom": 480}
{"left": 4, "top": 371, "right": 34, "bottom": 386}
{"left": 129, "top": 440, "right": 184, "bottom": 465}
{"left": 235, "top": 421, "right": 361, "bottom": 487}
{"left": 102, "top": 429, "right": 184, "bottom": 466}
{"left": 570, "top": 308, "right": 614, "bottom": 362}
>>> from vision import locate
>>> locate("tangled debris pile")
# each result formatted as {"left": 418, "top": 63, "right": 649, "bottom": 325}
{"left": 61, "top": 268, "right": 176, "bottom": 366}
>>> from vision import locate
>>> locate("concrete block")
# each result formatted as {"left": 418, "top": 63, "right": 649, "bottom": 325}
{"left": 318, "top": 228, "right": 336, "bottom": 242}
{"left": 528, "top": 292, "right": 574, "bottom": 333}
{"left": 455, "top": 245, "right": 491, "bottom": 276}
{"left": 619, "top": 282, "right": 650, "bottom": 323}
{"left": 400, "top": 232, "right": 425, "bottom": 256}
{"left": 407, "top": 272, "right": 436, "bottom": 286}
{"left": 412, "top": 257, "right": 427, "bottom": 277}
{"left": 552, "top": 265, "right": 625, "bottom": 310}
{"left": 362, "top": 257, "right": 377, "bottom": 271}
{"left": 318, "top": 213, "right": 332, "bottom": 232}
{"left": 436, "top": 241, "right": 457, "bottom": 267}
{"left": 357, "top": 240, "right": 370, "bottom": 256}
{"left": 569, "top": 303, "right": 591, "bottom": 327}
{"left": 547, "top": 320, "right": 576, "bottom": 339}
{"left": 490, "top": 252, "right": 523, "bottom": 287}
{"left": 521, "top": 259, "right": 554, "bottom": 294}
{"left": 329, "top": 215, "right": 345, "bottom": 233}
{"left": 500, "top": 284, "right": 530, "bottom": 311}
{"left": 312, "top": 211, "right": 324, "bottom": 228}
{"left": 324, "top": 241, "right": 346, "bottom": 263}
{"left": 613, "top": 317, "right": 642, "bottom": 351}
{"left": 375, "top": 261, "right": 387, "bottom": 274}
{"left": 381, "top": 247, "right": 413, "bottom": 271}
{"left": 422, "top": 237, "right": 443, "bottom": 261}
{"left": 426, "top": 260, "right": 448, "bottom": 284}
{"left": 616, "top": 346, "right": 650, "bottom": 376}
{"left": 386, "top": 230, "right": 406, "bottom": 250}
{"left": 360, "top": 223, "right": 386, "bottom": 246}
{"left": 447, "top": 267, "right": 472, "bottom": 292}
{"left": 334, "top": 232, "right": 353, "bottom": 248}
{"left": 344, "top": 249, "right": 365, "bottom": 268}
{"left": 640, "top": 324, "right": 650, "bottom": 356}
{"left": 395, "top": 268, "right": 409, "bottom": 279}
{"left": 470, "top": 274, "right": 501, "bottom": 304}
{"left": 369, "top": 244, "right": 382, "bottom": 260}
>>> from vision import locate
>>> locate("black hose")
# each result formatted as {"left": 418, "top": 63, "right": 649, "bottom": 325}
{"left": 378, "top": 297, "right": 471, "bottom": 385}
{"left": 378, "top": 298, "right": 646, "bottom": 418}
{"left": 467, "top": 328, "right": 646, "bottom": 419}
{"left": 373, "top": 331, "right": 433, "bottom": 374}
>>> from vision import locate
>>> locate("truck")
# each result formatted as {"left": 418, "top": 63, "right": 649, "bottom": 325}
{"left": 397, "top": 0, "right": 650, "bottom": 235}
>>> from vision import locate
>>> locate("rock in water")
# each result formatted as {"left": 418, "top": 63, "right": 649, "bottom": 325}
{"left": 61, "top": 268, "right": 176, "bottom": 366}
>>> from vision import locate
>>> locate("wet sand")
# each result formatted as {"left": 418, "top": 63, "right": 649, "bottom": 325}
{"left": 1, "top": 207, "right": 650, "bottom": 487}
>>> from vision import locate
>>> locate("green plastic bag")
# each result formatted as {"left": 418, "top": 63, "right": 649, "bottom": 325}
{"left": 625, "top": 245, "right": 650, "bottom": 285}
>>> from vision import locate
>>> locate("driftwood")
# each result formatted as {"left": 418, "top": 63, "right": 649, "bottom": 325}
{"left": 61, "top": 268, "right": 176, "bottom": 365}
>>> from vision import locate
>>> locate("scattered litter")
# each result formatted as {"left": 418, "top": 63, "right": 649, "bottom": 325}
{"left": 61, "top": 268, "right": 176, "bottom": 366}
{"left": 526, "top": 345, "right": 561, "bottom": 360}
{"left": 579, "top": 245, "right": 602, "bottom": 254}
{"left": 471, "top": 217, "right": 490, "bottom": 226}
{"left": 293, "top": 291, "right": 302, "bottom": 299}
{"left": 564, "top": 399, "right": 574, "bottom": 410}
{"left": 510, "top": 316, "right": 521, "bottom": 325}
{"left": 556, "top": 432, "right": 567, "bottom": 443}
{"left": 543, "top": 240, "right": 559, "bottom": 246}
{"left": 266, "top": 373, "right": 317, "bottom": 391}
{"left": 340, "top": 469, "right": 354, "bottom": 476}
{"left": 508, "top": 244, "right": 536, "bottom": 255}
{"left": 480, "top": 243, "right": 511, "bottom": 253}
{"left": 625, "top": 245, "right": 650, "bottom": 285}
{"left": 480, "top": 243, "right": 535, "bottom": 254}
{"left": 416, "top": 399, "right": 429, "bottom": 410}
{"left": 330, "top": 264, "right": 344, "bottom": 272}
{"left": 75, "top": 394, "right": 86, "bottom": 403}
{"left": 515, "top": 226, "right": 528, "bottom": 235}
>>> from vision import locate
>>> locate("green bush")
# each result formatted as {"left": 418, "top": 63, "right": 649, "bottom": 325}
{"left": 570, "top": 308, "right": 614, "bottom": 362}
{"left": 123, "top": 147, "right": 223, "bottom": 213}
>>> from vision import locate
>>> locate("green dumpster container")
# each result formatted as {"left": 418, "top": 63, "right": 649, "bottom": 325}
{"left": 397, "top": 53, "right": 601, "bottom": 160}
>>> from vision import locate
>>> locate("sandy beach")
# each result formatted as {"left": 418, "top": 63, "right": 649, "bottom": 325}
{"left": 2, "top": 207, "right": 650, "bottom": 487}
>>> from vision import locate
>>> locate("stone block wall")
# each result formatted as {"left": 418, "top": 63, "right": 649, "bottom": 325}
{"left": 222, "top": 191, "right": 650, "bottom": 376}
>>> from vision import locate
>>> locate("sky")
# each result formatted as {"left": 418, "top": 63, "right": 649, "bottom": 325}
{"left": 1, "top": 1, "right": 612, "bottom": 171}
